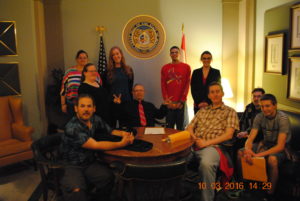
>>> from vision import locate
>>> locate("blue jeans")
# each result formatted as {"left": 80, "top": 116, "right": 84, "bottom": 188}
{"left": 187, "top": 146, "right": 220, "bottom": 201}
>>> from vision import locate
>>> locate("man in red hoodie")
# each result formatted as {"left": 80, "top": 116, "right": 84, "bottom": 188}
{"left": 161, "top": 46, "right": 191, "bottom": 130}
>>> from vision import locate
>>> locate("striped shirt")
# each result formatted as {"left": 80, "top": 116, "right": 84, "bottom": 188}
{"left": 189, "top": 103, "right": 239, "bottom": 140}
{"left": 60, "top": 66, "right": 101, "bottom": 101}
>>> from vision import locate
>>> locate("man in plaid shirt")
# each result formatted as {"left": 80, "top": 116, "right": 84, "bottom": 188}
{"left": 186, "top": 82, "right": 239, "bottom": 201}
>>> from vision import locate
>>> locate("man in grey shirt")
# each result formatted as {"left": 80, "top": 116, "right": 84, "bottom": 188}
{"left": 239, "top": 94, "right": 290, "bottom": 201}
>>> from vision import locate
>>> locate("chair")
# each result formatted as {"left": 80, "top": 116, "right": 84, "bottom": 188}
{"left": 113, "top": 158, "right": 188, "bottom": 201}
{"left": 0, "top": 96, "right": 34, "bottom": 167}
{"left": 31, "top": 134, "right": 64, "bottom": 201}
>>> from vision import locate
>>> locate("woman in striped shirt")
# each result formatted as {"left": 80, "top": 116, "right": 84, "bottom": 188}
{"left": 60, "top": 50, "right": 89, "bottom": 115}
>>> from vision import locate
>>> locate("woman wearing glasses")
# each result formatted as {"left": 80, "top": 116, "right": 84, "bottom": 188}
{"left": 191, "top": 51, "right": 221, "bottom": 114}
{"left": 78, "top": 63, "right": 111, "bottom": 125}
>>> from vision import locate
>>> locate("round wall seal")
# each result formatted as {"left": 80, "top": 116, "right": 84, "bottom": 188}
{"left": 122, "top": 15, "right": 166, "bottom": 59}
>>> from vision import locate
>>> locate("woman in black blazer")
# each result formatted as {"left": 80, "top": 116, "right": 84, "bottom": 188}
{"left": 191, "top": 51, "right": 221, "bottom": 114}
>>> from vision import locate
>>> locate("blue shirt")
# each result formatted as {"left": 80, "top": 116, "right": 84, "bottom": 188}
{"left": 61, "top": 115, "right": 112, "bottom": 166}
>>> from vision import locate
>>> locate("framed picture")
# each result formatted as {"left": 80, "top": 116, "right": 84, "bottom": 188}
{"left": 265, "top": 33, "right": 284, "bottom": 74}
{"left": 291, "top": 4, "right": 300, "bottom": 49}
{"left": 0, "top": 21, "right": 17, "bottom": 56}
{"left": 287, "top": 57, "right": 300, "bottom": 101}
{"left": 0, "top": 62, "right": 21, "bottom": 96}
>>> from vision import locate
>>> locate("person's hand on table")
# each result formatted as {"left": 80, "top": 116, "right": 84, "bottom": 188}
{"left": 120, "top": 133, "right": 134, "bottom": 146}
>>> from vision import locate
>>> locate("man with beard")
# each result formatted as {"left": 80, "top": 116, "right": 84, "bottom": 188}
{"left": 60, "top": 94, "right": 134, "bottom": 201}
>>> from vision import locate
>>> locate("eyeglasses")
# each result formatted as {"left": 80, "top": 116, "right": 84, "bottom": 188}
{"left": 202, "top": 57, "right": 212, "bottom": 60}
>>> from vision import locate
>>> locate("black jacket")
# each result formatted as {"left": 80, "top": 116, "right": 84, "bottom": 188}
{"left": 191, "top": 67, "right": 221, "bottom": 105}
{"left": 118, "top": 100, "right": 167, "bottom": 127}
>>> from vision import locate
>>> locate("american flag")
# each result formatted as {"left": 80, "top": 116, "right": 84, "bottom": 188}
{"left": 97, "top": 35, "right": 107, "bottom": 76}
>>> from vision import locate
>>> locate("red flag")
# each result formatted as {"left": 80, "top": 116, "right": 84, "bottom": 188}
{"left": 180, "top": 24, "right": 186, "bottom": 63}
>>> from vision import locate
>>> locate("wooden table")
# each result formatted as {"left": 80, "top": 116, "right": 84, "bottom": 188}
{"left": 104, "top": 127, "right": 194, "bottom": 165}
{"left": 104, "top": 127, "right": 194, "bottom": 201}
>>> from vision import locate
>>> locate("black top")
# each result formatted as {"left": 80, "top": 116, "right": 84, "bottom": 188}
{"left": 191, "top": 67, "right": 221, "bottom": 105}
{"left": 240, "top": 102, "right": 263, "bottom": 142}
{"left": 104, "top": 67, "right": 134, "bottom": 102}
{"left": 78, "top": 83, "right": 111, "bottom": 125}
{"left": 117, "top": 100, "right": 168, "bottom": 127}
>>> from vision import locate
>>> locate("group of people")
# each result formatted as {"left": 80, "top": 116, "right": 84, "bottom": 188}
{"left": 58, "top": 45, "right": 290, "bottom": 201}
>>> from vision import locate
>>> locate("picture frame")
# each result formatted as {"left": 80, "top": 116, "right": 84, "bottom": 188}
{"left": 265, "top": 33, "right": 284, "bottom": 74}
{"left": 0, "top": 62, "right": 21, "bottom": 96}
{"left": 291, "top": 4, "right": 300, "bottom": 49}
{"left": 287, "top": 57, "right": 300, "bottom": 101}
{"left": 0, "top": 21, "right": 17, "bottom": 56}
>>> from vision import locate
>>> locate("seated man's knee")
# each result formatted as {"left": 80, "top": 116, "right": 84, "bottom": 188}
{"left": 199, "top": 158, "right": 216, "bottom": 171}
{"left": 267, "top": 156, "right": 278, "bottom": 167}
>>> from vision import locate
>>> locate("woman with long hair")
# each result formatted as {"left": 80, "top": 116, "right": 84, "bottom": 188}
{"left": 105, "top": 46, "right": 134, "bottom": 127}
{"left": 78, "top": 63, "right": 111, "bottom": 125}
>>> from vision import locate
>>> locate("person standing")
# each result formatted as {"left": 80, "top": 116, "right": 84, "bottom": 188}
{"left": 78, "top": 63, "right": 111, "bottom": 125}
{"left": 161, "top": 46, "right": 191, "bottom": 130}
{"left": 105, "top": 46, "right": 134, "bottom": 127}
{"left": 61, "top": 50, "right": 101, "bottom": 116}
{"left": 191, "top": 51, "right": 221, "bottom": 114}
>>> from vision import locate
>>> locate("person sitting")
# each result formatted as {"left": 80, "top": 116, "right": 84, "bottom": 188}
{"left": 114, "top": 84, "right": 170, "bottom": 127}
{"left": 238, "top": 94, "right": 291, "bottom": 201}
{"left": 237, "top": 88, "right": 265, "bottom": 140}
{"left": 60, "top": 93, "right": 134, "bottom": 201}
{"left": 186, "top": 81, "right": 239, "bottom": 201}
{"left": 234, "top": 88, "right": 265, "bottom": 155}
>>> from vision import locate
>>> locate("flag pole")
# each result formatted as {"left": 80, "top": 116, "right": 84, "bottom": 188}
{"left": 96, "top": 26, "right": 107, "bottom": 84}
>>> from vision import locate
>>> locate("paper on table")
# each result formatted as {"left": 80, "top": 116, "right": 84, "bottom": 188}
{"left": 241, "top": 156, "right": 268, "bottom": 182}
{"left": 144, "top": 127, "right": 165, "bottom": 134}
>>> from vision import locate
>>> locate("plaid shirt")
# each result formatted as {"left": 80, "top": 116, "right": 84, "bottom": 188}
{"left": 189, "top": 103, "right": 239, "bottom": 140}
{"left": 61, "top": 115, "right": 112, "bottom": 166}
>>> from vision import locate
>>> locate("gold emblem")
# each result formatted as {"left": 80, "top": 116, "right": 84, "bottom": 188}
{"left": 122, "top": 15, "right": 166, "bottom": 59}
